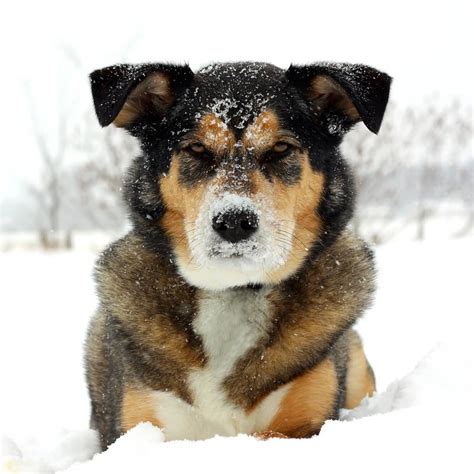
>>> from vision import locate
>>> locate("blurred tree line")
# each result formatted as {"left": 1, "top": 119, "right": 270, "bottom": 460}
{"left": 343, "top": 99, "right": 473, "bottom": 243}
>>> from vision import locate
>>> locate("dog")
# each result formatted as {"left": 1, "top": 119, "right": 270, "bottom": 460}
{"left": 85, "top": 61, "right": 391, "bottom": 450}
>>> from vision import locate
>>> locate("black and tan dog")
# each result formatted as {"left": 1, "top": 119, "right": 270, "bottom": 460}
{"left": 85, "top": 61, "right": 391, "bottom": 450}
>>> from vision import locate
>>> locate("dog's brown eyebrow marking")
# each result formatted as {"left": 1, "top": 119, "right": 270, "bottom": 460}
{"left": 188, "top": 113, "right": 236, "bottom": 155}
{"left": 242, "top": 110, "right": 301, "bottom": 154}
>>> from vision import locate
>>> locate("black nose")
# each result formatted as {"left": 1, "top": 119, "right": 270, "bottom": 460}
{"left": 212, "top": 210, "right": 259, "bottom": 243}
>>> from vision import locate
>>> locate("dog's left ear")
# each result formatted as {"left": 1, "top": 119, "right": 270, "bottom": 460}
{"left": 90, "top": 63, "right": 194, "bottom": 128}
{"left": 286, "top": 63, "right": 392, "bottom": 134}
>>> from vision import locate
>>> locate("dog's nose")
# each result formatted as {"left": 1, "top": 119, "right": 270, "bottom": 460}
{"left": 212, "top": 210, "right": 259, "bottom": 243}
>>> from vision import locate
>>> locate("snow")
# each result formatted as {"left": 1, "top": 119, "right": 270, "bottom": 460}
{"left": 0, "top": 237, "right": 473, "bottom": 473}
{"left": 1, "top": 430, "right": 98, "bottom": 473}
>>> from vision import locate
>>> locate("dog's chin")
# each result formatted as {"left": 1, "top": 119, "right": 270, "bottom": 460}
{"left": 175, "top": 247, "right": 286, "bottom": 291}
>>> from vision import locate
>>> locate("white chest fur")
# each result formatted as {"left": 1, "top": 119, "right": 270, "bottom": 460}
{"left": 151, "top": 288, "right": 290, "bottom": 440}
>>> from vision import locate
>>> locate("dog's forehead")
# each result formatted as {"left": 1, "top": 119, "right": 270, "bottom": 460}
{"left": 186, "top": 62, "right": 286, "bottom": 132}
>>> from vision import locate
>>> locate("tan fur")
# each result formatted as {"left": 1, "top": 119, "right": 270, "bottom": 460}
{"left": 267, "top": 161, "right": 324, "bottom": 283}
{"left": 247, "top": 160, "right": 325, "bottom": 284}
{"left": 194, "top": 113, "right": 236, "bottom": 155}
{"left": 159, "top": 158, "right": 209, "bottom": 265}
{"left": 122, "top": 387, "right": 162, "bottom": 432}
{"left": 243, "top": 110, "right": 302, "bottom": 156}
{"left": 311, "top": 76, "right": 360, "bottom": 121}
{"left": 243, "top": 110, "right": 280, "bottom": 151}
{"left": 344, "top": 332, "right": 376, "bottom": 409}
{"left": 265, "top": 358, "right": 338, "bottom": 437}
{"left": 114, "top": 73, "right": 172, "bottom": 127}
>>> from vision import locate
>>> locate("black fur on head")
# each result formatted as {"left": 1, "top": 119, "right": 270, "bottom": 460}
{"left": 90, "top": 61, "right": 391, "bottom": 273}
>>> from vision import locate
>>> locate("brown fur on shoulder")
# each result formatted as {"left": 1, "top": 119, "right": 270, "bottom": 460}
{"left": 86, "top": 230, "right": 375, "bottom": 448}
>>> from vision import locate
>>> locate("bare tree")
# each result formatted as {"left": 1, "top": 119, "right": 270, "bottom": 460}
{"left": 70, "top": 114, "right": 138, "bottom": 230}
{"left": 344, "top": 104, "right": 408, "bottom": 243}
{"left": 343, "top": 97, "right": 473, "bottom": 243}
{"left": 61, "top": 41, "right": 140, "bottom": 232}
{"left": 26, "top": 86, "right": 71, "bottom": 249}
{"left": 449, "top": 101, "right": 474, "bottom": 238}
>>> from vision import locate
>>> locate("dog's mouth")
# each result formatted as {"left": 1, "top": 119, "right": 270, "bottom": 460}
{"left": 208, "top": 240, "right": 260, "bottom": 259}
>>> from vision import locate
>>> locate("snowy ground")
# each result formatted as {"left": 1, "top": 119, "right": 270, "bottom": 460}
{"left": 0, "top": 238, "right": 473, "bottom": 473}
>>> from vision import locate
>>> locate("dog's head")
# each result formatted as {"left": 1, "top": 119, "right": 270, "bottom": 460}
{"left": 90, "top": 62, "right": 391, "bottom": 290}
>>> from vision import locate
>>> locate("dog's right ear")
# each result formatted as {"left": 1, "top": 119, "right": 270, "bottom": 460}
{"left": 90, "top": 63, "right": 194, "bottom": 128}
{"left": 286, "top": 62, "right": 391, "bottom": 135}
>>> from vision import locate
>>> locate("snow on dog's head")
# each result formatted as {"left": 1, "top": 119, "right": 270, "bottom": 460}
{"left": 90, "top": 61, "right": 391, "bottom": 289}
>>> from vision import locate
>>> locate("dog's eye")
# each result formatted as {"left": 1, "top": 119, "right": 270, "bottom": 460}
{"left": 189, "top": 143, "right": 206, "bottom": 154}
{"left": 189, "top": 143, "right": 206, "bottom": 153}
{"left": 263, "top": 142, "right": 294, "bottom": 162}
{"left": 273, "top": 142, "right": 290, "bottom": 153}
{"left": 182, "top": 142, "right": 214, "bottom": 162}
